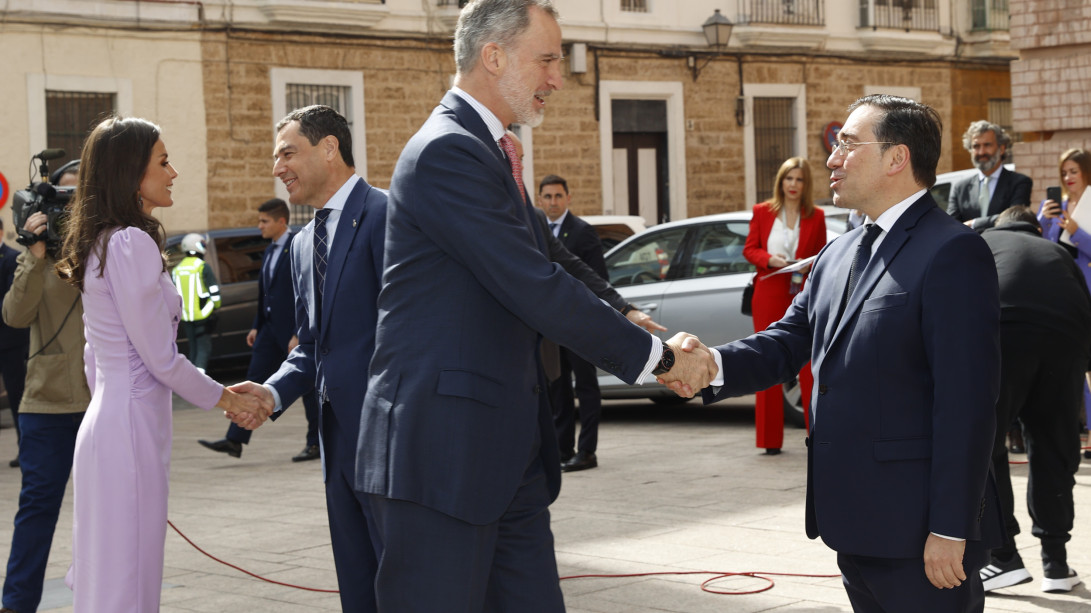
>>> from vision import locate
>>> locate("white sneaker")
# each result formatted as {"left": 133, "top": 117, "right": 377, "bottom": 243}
{"left": 980, "top": 561, "right": 1032, "bottom": 591}
{"left": 1041, "top": 569, "right": 1081, "bottom": 593}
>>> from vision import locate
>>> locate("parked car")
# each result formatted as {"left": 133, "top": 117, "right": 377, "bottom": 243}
{"left": 166, "top": 227, "right": 299, "bottom": 370}
{"left": 584, "top": 214, "right": 648, "bottom": 251}
{"left": 596, "top": 206, "right": 849, "bottom": 427}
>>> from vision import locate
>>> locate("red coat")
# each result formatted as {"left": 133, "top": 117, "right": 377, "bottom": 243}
{"left": 744, "top": 202, "right": 827, "bottom": 332}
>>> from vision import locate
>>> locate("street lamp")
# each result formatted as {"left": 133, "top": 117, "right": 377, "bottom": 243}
{"left": 691, "top": 9, "right": 745, "bottom": 126}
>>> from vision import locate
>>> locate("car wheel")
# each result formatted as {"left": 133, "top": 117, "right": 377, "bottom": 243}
{"left": 651, "top": 396, "right": 691, "bottom": 406}
{"left": 782, "top": 377, "right": 807, "bottom": 429}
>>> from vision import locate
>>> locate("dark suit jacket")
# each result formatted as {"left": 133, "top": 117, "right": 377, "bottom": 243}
{"left": 0, "top": 244, "right": 29, "bottom": 351}
{"left": 704, "top": 194, "right": 1003, "bottom": 559}
{"left": 358, "top": 91, "right": 652, "bottom": 525}
{"left": 266, "top": 178, "right": 387, "bottom": 473}
{"left": 553, "top": 212, "right": 607, "bottom": 280}
{"left": 251, "top": 230, "right": 296, "bottom": 351}
{"left": 533, "top": 209, "right": 625, "bottom": 312}
{"left": 947, "top": 167, "right": 1033, "bottom": 230}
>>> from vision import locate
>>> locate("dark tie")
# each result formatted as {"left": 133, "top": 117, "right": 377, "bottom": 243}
{"left": 548, "top": 222, "right": 558, "bottom": 235}
{"left": 263, "top": 243, "right": 277, "bottom": 286}
{"left": 498, "top": 134, "right": 526, "bottom": 202}
{"left": 841, "top": 223, "right": 882, "bottom": 313}
{"left": 313, "top": 208, "right": 332, "bottom": 319}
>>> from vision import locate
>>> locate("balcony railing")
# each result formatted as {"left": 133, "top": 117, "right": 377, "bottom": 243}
{"left": 437, "top": 0, "right": 468, "bottom": 7}
{"left": 859, "top": 0, "right": 939, "bottom": 32}
{"left": 971, "top": 0, "right": 1009, "bottom": 31}
{"left": 743, "top": 0, "right": 825, "bottom": 26}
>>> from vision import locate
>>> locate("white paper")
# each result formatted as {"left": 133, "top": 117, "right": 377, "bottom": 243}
{"left": 760, "top": 255, "right": 817, "bottom": 280}
{"left": 1059, "top": 188, "right": 1091, "bottom": 246}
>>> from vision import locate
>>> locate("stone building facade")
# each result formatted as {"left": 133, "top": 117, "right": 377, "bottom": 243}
{"left": 1009, "top": 0, "right": 1091, "bottom": 205}
{"left": 2, "top": 0, "right": 1019, "bottom": 232}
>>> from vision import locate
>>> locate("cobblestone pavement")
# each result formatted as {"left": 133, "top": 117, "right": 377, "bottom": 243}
{"left": 0, "top": 393, "right": 1088, "bottom": 612}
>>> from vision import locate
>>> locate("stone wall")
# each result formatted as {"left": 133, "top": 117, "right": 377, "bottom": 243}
{"left": 1009, "top": 0, "right": 1091, "bottom": 204}
{"left": 199, "top": 31, "right": 1010, "bottom": 223}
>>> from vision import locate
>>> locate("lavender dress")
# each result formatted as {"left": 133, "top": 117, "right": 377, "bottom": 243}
{"left": 66, "top": 227, "right": 223, "bottom": 612}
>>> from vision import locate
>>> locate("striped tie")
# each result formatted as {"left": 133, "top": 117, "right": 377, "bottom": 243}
{"left": 313, "top": 208, "right": 332, "bottom": 319}
{"left": 498, "top": 134, "right": 526, "bottom": 202}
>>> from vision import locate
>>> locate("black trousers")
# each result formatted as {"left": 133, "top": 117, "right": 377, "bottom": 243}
{"left": 0, "top": 346, "right": 27, "bottom": 443}
{"left": 550, "top": 348, "right": 601, "bottom": 456}
{"left": 990, "top": 328, "right": 1083, "bottom": 574}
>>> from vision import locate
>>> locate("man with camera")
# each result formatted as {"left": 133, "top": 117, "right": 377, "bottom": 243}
{"left": 1, "top": 164, "right": 90, "bottom": 613}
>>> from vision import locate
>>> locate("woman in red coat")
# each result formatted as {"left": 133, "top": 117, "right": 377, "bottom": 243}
{"left": 743, "top": 157, "right": 827, "bottom": 454}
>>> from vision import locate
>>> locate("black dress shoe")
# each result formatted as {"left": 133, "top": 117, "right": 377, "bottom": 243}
{"left": 8, "top": 457, "right": 18, "bottom": 468}
{"left": 561, "top": 451, "right": 597, "bottom": 472}
{"left": 764, "top": 448, "right": 782, "bottom": 456}
{"left": 292, "top": 444, "right": 320, "bottom": 462}
{"left": 198, "top": 438, "right": 242, "bottom": 458}
{"left": 559, "top": 450, "right": 575, "bottom": 465}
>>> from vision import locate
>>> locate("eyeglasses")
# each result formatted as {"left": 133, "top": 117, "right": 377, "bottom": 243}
{"left": 831, "top": 140, "right": 895, "bottom": 155}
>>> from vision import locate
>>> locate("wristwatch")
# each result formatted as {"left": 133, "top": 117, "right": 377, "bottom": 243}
{"left": 621, "top": 303, "right": 637, "bottom": 316}
{"left": 651, "top": 341, "right": 675, "bottom": 376}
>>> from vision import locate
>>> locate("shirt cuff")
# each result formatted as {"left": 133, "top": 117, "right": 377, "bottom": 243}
{"left": 931, "top": 532, "right": 965, "bottom": 542}
{"left": 710, "top": 348, "right": 724, "bottom": 386}
{"left": 264, "top": 383, "right": 284, "bottom": 413}
{"left": 635, "top": 335, "right": 663, "bottom": 385}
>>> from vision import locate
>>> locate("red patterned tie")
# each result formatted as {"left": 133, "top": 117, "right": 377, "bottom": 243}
{"left": 498, "top": 134, "right": 526, "bottom": 202}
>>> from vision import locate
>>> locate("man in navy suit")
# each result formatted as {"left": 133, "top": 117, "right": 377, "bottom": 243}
{"left": 678, "top": 95, "right": 1004, "bottom": 612}
{"left": 0, "top": 220, "right": 29, "bottom": 468}
{"left": 946, "top": 120, "right": 1032, "bottom": 231}
{"left": 230, "top": 105, "right": 386, "bottom": 613}
{"left": 197, "top": 198, "right": 321, "bottom": 461}
{"left": 539, "top": 174, "right": 610, "bottom": 472}
{"left": 356, "top": 1, "right": 713, "bottom": 610}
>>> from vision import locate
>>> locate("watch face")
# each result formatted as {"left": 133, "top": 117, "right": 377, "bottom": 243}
{"left": 653, "top": 344, "right": 674, "bottom": 375}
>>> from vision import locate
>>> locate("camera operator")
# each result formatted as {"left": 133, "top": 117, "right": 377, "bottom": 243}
{"left": 0, "top": 164, "right": 90, "bottom": 613}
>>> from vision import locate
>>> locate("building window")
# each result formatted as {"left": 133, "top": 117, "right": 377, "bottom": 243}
{"left": 744, "top": 0, "right": 825, "bottom": 26}
{"left": 45, "top": 91, "right": 115, "bottom": 166}
{"left": 621, "top": 0, "right": 649, "bottom": 13}
{"left": 988, "top": 98, "right": 1013, "bottom": 136}
{"left": 752, "top": 97, "right": 796, "bottom": 204}
{"left": 859, "top": 0, "right": 939, "bottom": 32}
{"left": 972, "top": 0, "right": 1009, "bottom": 31}
{"left": 436, "top": 0, "right": 468, "bottom": 7}
{"left": 270, "top": 68, "right": 367, "bottom": 225}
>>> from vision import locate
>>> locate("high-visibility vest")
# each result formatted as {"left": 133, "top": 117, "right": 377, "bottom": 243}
{"left": 171, "top": 256, "right": 221, "bottom": 322}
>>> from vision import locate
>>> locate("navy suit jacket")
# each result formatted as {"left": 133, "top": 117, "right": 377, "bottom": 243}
{"left": 252, "top": 230, "right": 296, "bottom": 351}
{"left": 947, "top": 167, "right": 1033, "bottom": 230}
{"left": 704, "top": 194, "right": 1004, "bottom": 559}
{"left": 266, "top": 178, "right": 387, "bottom": 472}
{"left": 358, "top": 91, "right": 652, "bottom": 525}
{"left": 554, "top": 212, "right": 607, "bottom": 280}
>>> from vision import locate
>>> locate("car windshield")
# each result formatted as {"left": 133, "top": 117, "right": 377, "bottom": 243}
{"left": 606, "top": 225, "right": 688, "bottom": 287}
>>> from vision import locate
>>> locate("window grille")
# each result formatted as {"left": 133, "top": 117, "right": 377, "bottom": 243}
{"left": 45, "top": 91, "right": 116, "bottom": 166}
{"left": 753, "top": 98, "right": 796, "bottom": 204}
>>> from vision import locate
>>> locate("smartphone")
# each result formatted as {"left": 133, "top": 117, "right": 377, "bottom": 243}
{"left": 1047, "top": 186, "right": 1063, "bottom": 203}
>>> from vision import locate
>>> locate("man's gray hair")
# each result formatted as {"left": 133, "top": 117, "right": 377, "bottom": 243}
{"left": 962, "top": 119, "right": 1012, "bottom": 152}
{"left": 454, "top": 0, "right": 558, "bottom": 75}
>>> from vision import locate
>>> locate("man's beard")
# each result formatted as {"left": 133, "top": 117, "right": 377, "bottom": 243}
{"left": 499, "top": 68, "right": 545, "bottom": 128}
{"left": 973, "top": 150, "right": 1002, "bottom": 173}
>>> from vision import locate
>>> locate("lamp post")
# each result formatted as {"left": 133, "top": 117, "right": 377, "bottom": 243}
{"left": 691, "top": 9, "right": 745, "bottom": 126}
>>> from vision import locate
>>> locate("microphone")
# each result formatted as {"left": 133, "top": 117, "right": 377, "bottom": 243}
{"left": 35, "top": 148, "right": 67, "bottom": 161}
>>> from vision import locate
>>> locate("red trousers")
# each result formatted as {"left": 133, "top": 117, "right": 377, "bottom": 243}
{"left": 751, "top": 273, "right": 812, "bottom": 449}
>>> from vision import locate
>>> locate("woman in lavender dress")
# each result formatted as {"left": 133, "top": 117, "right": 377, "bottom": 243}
{"left": 56, "top": 117, "right": 263, "bottom": 612}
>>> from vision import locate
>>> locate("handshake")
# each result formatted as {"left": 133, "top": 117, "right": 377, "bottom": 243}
{"left": 214, "top": 381, "right": 279, "bottom": 430}
{"left": 657, "top": 332, "right": 719, "bottom": 398}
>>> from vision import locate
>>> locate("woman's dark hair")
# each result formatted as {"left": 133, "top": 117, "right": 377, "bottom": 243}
{"left": 56, "top": 116, "right": 165, "bottom": 290}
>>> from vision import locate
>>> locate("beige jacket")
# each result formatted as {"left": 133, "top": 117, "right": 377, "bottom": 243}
{"left": 1, "top": 250, "right": 89, "bottom": 414}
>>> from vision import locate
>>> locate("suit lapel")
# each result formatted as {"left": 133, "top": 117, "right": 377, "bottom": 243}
{"left": 444, "top": 91, "right": 544, "bottom": 255}
{"left": 268, "top": 230, "right": 292, "bottom": 283}
{"left": 320, "top": 179, "right": 368, "bottom": 342}
{"left": 826, "top": 196, "right": 931, "bottom": 350}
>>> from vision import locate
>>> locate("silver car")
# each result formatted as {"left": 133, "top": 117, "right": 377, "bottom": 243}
{"left": 596, "top": 207, "right": 849, "bottom": 427}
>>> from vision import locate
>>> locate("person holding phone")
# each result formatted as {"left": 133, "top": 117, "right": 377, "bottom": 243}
{"left": 742, "top": 157, "right": 826, "bottom": 454}
{"left": 1037, "top": 147, "right": 1091, "bottom": 447}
